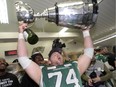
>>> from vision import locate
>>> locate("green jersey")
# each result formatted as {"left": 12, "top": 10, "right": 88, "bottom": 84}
{"left": 39, "top": 61, "right": 82, "bottom": 87}
{"left": 95, "top": 54, "right": 107, "bottom": 62}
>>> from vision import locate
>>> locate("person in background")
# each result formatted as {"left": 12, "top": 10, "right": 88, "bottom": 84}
{"left": 21, "top": 52, "right": 44, "bottom": 87}
{"left": 94, "top": 46, "right": 107, "bottom": 63}
{"left": 31, "top": 52, "right": 45, "bottom": 65}
{"left": 62, "top": 49, "right": 71, "bottom": 62}
{"left": 11, "top": 59, "right": 25, "bottom": 83}
{"left": 0, "top": 58, "right": 20, "bottom": 87}
{"left": 81, "top": 56, "right": 112, "bottom": 87}
{"left": 101, "top": 46, "right": 115, "bottom": 70}
{"left": 17, "top": 23, "right": 94, "bottom": 87}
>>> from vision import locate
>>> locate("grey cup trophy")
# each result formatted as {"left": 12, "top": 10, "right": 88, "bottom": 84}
{"left": 15, "top": 1, "right": 39, "bottom": 45}
{"left": 35, "top": 0, "right": 103, "bottom": 29}
{"left": 15, "top": 1, "right": 35, "bottom": 24}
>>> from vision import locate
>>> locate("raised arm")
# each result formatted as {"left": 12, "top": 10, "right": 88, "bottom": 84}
{"left": 78, "top": 26, "right": 94, "bottom": 75}
{"left": 17, "top": 23, "right": 42, "bottom": 85}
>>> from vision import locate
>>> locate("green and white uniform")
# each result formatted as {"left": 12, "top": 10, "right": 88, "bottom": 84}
{"left": 39, "top": 61, "right": 82, "bottom": 87}
{"left": 95, "top": 54, "right": 107, "bottom": 63}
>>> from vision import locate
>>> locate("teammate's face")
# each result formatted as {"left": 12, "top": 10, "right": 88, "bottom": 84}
{"left": 49, "top": 52, "right": 64, "bottom": 66}
{"left": 34, "top": 55, "right": 44, "bottom": 65}
{"left": 0, "top": 59, "right": 7, "bottom": 70}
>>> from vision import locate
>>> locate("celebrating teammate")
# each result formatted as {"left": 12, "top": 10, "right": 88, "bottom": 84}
{"left": 17, "top": 23, "right": 94, "bottom": 87}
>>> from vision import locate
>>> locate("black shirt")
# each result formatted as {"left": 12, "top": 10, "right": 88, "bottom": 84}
{"left": 0, "top": 72, "right": 20, "bottom": 87}
{"left": 21, "top": 73, "right": 39, "bottom": 87}
{"left": 104, "top": 53, "right": 115, "bottom": 69}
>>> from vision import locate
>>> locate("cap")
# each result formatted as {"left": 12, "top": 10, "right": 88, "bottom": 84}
{"left": 31, "top": 52, "right": 44, "bottom": 61}
{"left": 48, "top": 48, "right": 62, "bottom": 58}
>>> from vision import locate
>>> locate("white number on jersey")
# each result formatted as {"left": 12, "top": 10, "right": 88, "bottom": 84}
{"left": 48, "top": 69, "right": 80, "bottom": 87}
{"left": 48, "top": 72, "right": 62, "bottom": 87}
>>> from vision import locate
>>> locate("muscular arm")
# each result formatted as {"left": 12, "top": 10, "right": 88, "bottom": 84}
{"left": 17, "top": 23, "right": 41, "bottom": 85}
{"left": 78, "top": 29, "right": 93, "bottom": 75}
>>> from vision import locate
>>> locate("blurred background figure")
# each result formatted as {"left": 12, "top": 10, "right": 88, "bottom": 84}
{"left": 21, "top": 51, "right": 44, "bottom": 87}
{"left": 31, "top": 52, "right": 44, "bottom": 65}
{"left": 94, "top": 46, "right": 107, "bottom": 63}
{"left": 101, "top": 46, "right": 115, "bottom": 70}
{"left": 0, "top": 58, "right": 20, "bottom": 87}
{"left": 81, "top": 55, "right": 112, "bottom": 87}
{"left": 11, "top": 59, "right": 25, "bottom": 83}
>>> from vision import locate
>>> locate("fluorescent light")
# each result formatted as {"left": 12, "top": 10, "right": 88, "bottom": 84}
{"left": 59, "top": 27, "right": 68, "bottom": 34}
{"left": 0, "top": 0, "right": 9, "bottom": 24}
{"left": 94, "top": 33, "right": 116, "bottom": 44}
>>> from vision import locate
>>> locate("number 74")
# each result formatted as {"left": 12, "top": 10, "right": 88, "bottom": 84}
{"left": 48, "top": 69, "right": 81, "bottom": 87}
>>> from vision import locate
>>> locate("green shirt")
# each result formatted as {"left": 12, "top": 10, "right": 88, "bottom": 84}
{"left": 95, "top": 54, "right": 107, "bottom": 62}
{"left": 39, "top": 61, "right": 82, "bottom": 87}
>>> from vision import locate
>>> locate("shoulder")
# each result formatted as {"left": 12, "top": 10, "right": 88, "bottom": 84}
{"left": 6, "top": 72, "right": 15, "bottom": 76}
{"left": 6, "top": 72, "right": 17, "bottom": 78}
{"left": 64, "top": 61, "right": 79, "bottom": 69}
{"left": 22, "top": 73, "right": 30, "bottom": 78}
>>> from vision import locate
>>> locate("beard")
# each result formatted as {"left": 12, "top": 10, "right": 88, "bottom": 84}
{"left": 0, "top": 69, "right": 5, "bottom": 72}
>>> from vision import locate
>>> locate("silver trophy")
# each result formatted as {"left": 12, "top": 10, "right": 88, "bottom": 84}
{"left": 15, "top": 1, "right": 35, "bottom": 26}
{"left": 15, "top": 0, "right": 103, "bottom": 29}
{"left": 35, "top": 0, "right": 103, "bottom": 29}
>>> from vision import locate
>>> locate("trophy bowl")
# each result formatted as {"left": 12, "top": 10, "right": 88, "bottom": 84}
{"left": 35, "top": 0, "right": 103, "bottom": 29}
{"left": 15, "top": 1, "right": 35, "bottom": 24}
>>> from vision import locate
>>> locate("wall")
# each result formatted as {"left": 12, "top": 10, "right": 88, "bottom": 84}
{"left": 0, "top": 40, "right": 83, "bottom": 63}
{"left": 0, "top": 41, "right": 51, "bottom": 63}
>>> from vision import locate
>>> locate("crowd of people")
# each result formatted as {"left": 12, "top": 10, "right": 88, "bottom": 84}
{"left": 0, "top": 23, "right": 115, "bottom": 87}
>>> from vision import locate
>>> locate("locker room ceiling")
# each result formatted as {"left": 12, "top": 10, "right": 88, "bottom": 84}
{"left": 0, "top": 0, "right": 115, "bottom": 48}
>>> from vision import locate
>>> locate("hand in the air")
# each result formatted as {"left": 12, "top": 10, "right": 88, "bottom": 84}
{"left": 19, "top": 21, "right": 28, "bottom": 33}
{"left": 77, "top": 24, "right": 92, "bottom": 30}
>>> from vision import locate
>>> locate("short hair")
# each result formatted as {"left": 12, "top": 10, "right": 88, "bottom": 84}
{"left": 48, "top": 48, "right": 62, "bottom": 59}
